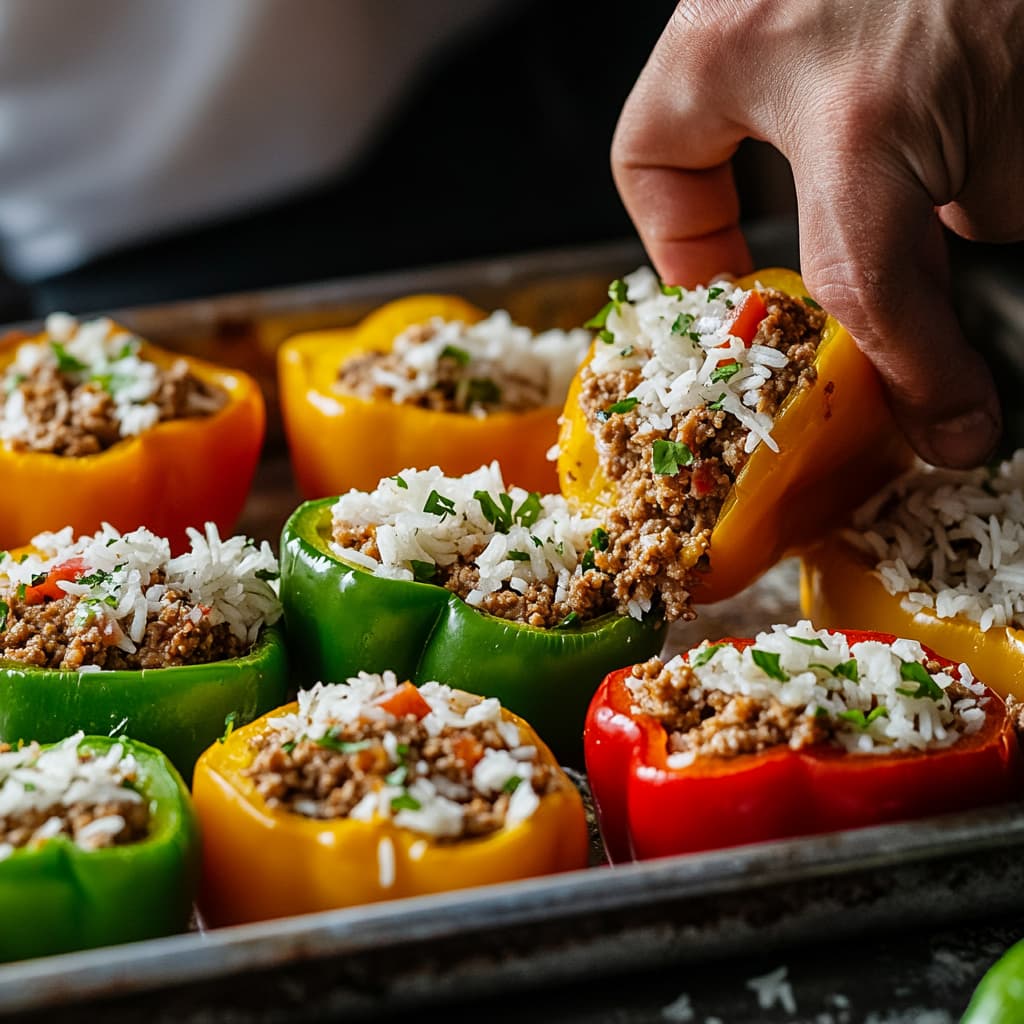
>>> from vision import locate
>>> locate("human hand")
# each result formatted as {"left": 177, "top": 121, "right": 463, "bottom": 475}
{"left": 613, "top": 0, "right": 1024, "bottom": 468}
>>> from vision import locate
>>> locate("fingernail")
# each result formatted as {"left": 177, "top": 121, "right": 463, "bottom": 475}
{"left": 923, "top": 409, "right": 1001, "bottom": 469}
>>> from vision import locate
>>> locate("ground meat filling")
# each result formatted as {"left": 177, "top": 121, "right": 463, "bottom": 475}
{"left": 4, "top": 358, "right": 226, "bottom": 457}
{"left": 631, "top": 654, "right": 976, "bottom": 760}
{"left": 580, "top": 290, "right": 824, "bottom": 621}
{"left": 0, "top": 580, "right": 246, "bottom": 671}
{"left": 248, "top": 710, "right": 556, "bottom": 841}
{"left": 0, "top": 742, "right": 149, "bottom": 852}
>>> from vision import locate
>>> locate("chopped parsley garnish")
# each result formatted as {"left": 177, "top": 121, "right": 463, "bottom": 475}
{"left": 396, "top": 743, "right": 410, "bottom": 757}
{"left": 802, "top": 296, "right": 822, "bottom": 310}
{"left": 590, "top": 527, "right": 610, "bottom": 551}
{"left": 531, "top": 535, "right": 543, "bottom": 548}
{"left": 391, "top": 474, "right": 408, "bottom": 489}
{"left": 599, "top": 329, "right": 615, "bottom": 344}
{"left": 706, "top": 286, "right": 725, "bottom": 301}
{"left": 423, "top": 489, "right": 456, "bottom": 521}
{"left": 838, "top": 706, "right": 888, "bottom": 730}
{"left": 14, "top": 583, "right": 25, "bottom": 602}
{"left": 584, "top": 301, "right": 615, "bottom": 330}
{"left": 474, "top": 489, "right": 542, "bottom": 532}
{"left": 390, "top": 793, "right": 422, "bottom": 812}
{"left": 709, "top": 361, "right": 741, "bottom": 384}
{"left": 660, "top": 283, "right": 683, "bottom": 298}
{"left": 709, "top": 393, "right": 726, "bottom": 411}
{"left": 751, "top": 649, "right": 788, "bottom": 682}
{"left": 502, "top": 776, "right": 523, "bottom": 794}
{"left": 440, "top": 344, "right": 470, "bottom": 366}
{"left": 581, "top": 548, "right": 596, "bottom": 572}
{"left": 76, "top": 568, "right": 113, "bottom": 587}
{"left": 608, "top": 279, "right": 629, "bottom": 303}
{"left": 255, "top": 568, "right": 278, "bottom": 582}
{"left": 457, "top": 377, "right": 502, "bottom": 406}
{"left": 0, "top": 600, "right": 7, "bottom": 632}
{"left": 554, "top": 611, "right": 579, "bottom": 629}
{"left": 833, "top": 659, "right": 860, "bottom": 682}
{"left": 317, "top": 733, "right": 372, "bottom": 754}
{"left": 597, "top": 397, "right": 639, "bottom": 422}
{"left": 724, "top": 298, "right": 735, "bottom": 309}
{"left": 789, "top": 635, "right": 827, "bottom": 649}
{"left": 409, "top": 559, "right": 437, "bottom": 583}
{"left": 671, "top": 312, "right": 695, "bottom": 337}
{"left": 281, "top": 740, "right": 296, "bottom": 755}
{"left": 896, "top": 661, "right": 944, "bottom": 701}
{"left": 49, "top": 341, "right": 87, "bottom": 375}
{"left": 72, "top": 601, "right": 98, "bottom": 629}
{"left": 620, "top": 346, "right": 634, "bottom": 357}
{"left": 508, "top": 551, "right": 530, "bottom": 561}
{"left": 651, "top": 439, "right": 694, "bottom": 475}
{"left": 219, "top": 712, "right": 237, "bottom": 743}
{"left": 691, "top": 643, "right": 725, "bottom": 667}
{"left": 29, "top": 571, "right": 47, "bottom": 587}
{"left": 385, "top": 764, "right": 408, "bottom": 787}
{"left": 814, "top": 706, "right": 830, "bottom": 719}
{"left": 4, "top": 373, "right": 25, "bottom": 395}
{"left": 514, "top": 492, "right": 543, "bottom": 528}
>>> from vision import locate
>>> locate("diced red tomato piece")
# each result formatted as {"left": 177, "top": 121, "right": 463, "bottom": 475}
{"left": 725, "top": 291, "right": 768, "bottom": 346}
{"left": 376, "top": 682, "right": 432, "bottom": 721}
{"left": 22, "top": 557, "right": 88, "bottom": 605}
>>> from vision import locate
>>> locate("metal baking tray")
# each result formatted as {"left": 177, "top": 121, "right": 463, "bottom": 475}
{"left": 1, "top": 230, "right": 1023, "bottom": 1021}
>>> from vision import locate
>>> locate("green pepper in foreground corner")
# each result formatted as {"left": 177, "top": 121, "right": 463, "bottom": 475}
{"left": 0, "top": 736, "right": 198, "bottom": 962}
{"left": 963, "top": 938, "right": 1024, "bottom": 1023}
{"left": 280, "top": 498, "right": 662, "bottom": 760}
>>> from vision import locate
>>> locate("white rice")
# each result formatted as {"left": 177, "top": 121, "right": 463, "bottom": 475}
{"left": 746, "top": 966, "right": 797, "bottom": 1014}
{"left": 587, "top": 267, "right": 792, "bottom": 455}
{"left": 640, "top": 621, "right": 986, "bottom": 755}
{"left": 848, "top": 452, "right": 1024, "bottom": 632}
{"left": 0, "top": 313, "right": 213, "bottom": 447}
{"left": 0, "top": 522, "right": 281, "bottom": 653}
{"left": 340, "top": 311, "right": 590, "bottom": 411}
{"left": 0, "top": 732, "right": 142, "bottom": 860}
{"left": 331, "top": 462, "right": 606, "bottom": 613}
{"left": 267, "top": 671, "right": 544, "bottom": 839}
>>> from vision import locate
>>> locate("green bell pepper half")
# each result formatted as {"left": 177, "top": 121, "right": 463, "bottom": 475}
{"left": 280, "top": 498, "right": 663, "bottom": 760}
{"left": 963, "top": 938, "right": 1024, "bottom": 1023}
{"left": 0, "top": 626, "right": 288, "bottom": 781}
{"left": 0, "top": 735, "right": 199, "bottom": 962}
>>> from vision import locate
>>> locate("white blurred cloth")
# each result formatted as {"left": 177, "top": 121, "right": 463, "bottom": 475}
{"left": 0, "top": 0, "right": 504, "bottom": 280}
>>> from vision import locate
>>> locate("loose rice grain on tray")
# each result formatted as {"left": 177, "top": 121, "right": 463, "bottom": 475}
{"left": 0, "top": 313, "right": 226, "bottom": 456}
{"left": 577, "top": 268, "right": 825, "bottom": 620}
{"left": 0, "top": 523, "right": 280, "bottom": 671}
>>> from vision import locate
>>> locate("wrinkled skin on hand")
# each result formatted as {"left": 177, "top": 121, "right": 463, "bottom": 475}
{"left": 613, "top": 0, "right": 1024, "bottom": 468}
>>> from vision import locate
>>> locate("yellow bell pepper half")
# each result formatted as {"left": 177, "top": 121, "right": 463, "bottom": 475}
{"left": 801, "top": 533, "right": 1024, "bottom": 702}
{"left": 193, "top": 699, "right": 589, "bottom": 926}
{"left": 279, "top": 294, "right": 568, "bottom": 497}
{"left": 0, "top": 335, "right": 264, "bottom": 551}
{"left": 558, "top": 268, "right": 914, "bottom": 605}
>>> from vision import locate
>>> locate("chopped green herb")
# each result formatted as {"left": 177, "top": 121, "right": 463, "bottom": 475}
{"left": 391, "top": 474, "right": 408, "bottom": 489}
{"left": 802, "top": 296, "right": 822, "bottom": 310}
{"left": 709, "top": 361, "right": 741, "bottom": 384}
{"left": 514, "top": 492, "right": 543, "bottom": 528}
{"left": 49, "top": 341, "right": 87, "bottom": 374}
{"left": 219, "top": 712, "right": 237, "bottom": 743}
{"left": 554, "top": 611, "right": 579, "bottom": 629}
{"left": 457, "top": 377, "right": 502, "bottom": 406}
{"left": 789, "top": 635, "right": 827, "bottom": 649}
{"left": 671, "top": 313, "right": 695, "bottom": 336}
{"left": 608, "top": 279, "right": 629, "bottom": 303}
{"left": 691, "top": 643, "right": 725, "bottom": 667}
{"left": 581, "top": 548, "right": 596, "bottom": 572}
{"left": 584, "top": 301, "right": 615, "bottom": 330}
{"left": 29, "top": 572, "right": 47, "bottom": 587}
{"left": 4, "top": 373, "right": 25, "bottom": 395}
{"left": 896, "top": 661, "right": 944, "bottom": 701}
{"left": 751, "top": 649, "right": 788, "bottom": 682}
{"left": 619, "top": 346, "right": 634, "bottom": 357}
{"left": 76, "top": 568, "right": 112, "bottom": 587}
{"left": 833, "top": 659, "right": 860, "bottom": 682}
{"left": 599, "top": 329, "right": 615, "bottom": 344}
{"left": 385, "top": 764, "right": 408, "bottom": 787}
{"left": 530, "top": 535, "right": 543, "bottom": 548}
{"left": 651, "top": 439, "right": 694, "bottom": 475}
{"left": 409, "top": 559, "right": 437, "bottom": 583}
{"left": 318, "top": 733, "right": 372, "bottom": 754}
{"left": 440, "top": 344, "right": 470, "bottom": 366}
{"left": 72, "top": 601, "right": 97, "bottom": 629}
{"left": 14, "top": 583, "right": 25, "bottom": 602}
{"left": 396, "top": 743, "right": 410, "bottom": 757}
{"left": 814, "top": 706, "right": 830, "bottom": 719}
{"left": 390, "top": 793, "right": 422, "bottom": 812}
{"left": 724, "top": 298, "right": 735, "bottom": 309}
{"left": 423, "top": 489, "right": 457, "bottom": 521}
{"left": 660, "top": 283, "right": 683, "bottom": 298}
{"left": 508, "top": 551, "right": 530, "bottom": 561}
{"left": 709, "top": 393, "right": 727, "bottom": 411}
{"left": 281, "top": 740, "right": 296, "bottom": 755}
{"left": 255, "top": 568, "right": 278, "bottom": 582}
{"left": 502, "top": 776, "right": 523, "bottom": 794}
{"left": 838, "top": 706, "right": 888, "bottom": 730}
{"left": 0, "top": 600, "right": 7, "bottom": 631}
{"left": 601, "top": 397, "right": 639, "bottom": 419}
{"left": 706, "top": 286, "right": 725, "bottom": 301}
{"left": 590, "top": 527, "right": 610, "bottom": 551}
{"left": 475, "top": 490, "right": 512, "bottom": 532}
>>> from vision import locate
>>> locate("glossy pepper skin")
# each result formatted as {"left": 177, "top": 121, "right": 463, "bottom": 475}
{"left": 0, "top": 735, "right": 199, "bottom": 962}
{"left": 0, "top": 627, "right": 288, "bottom": 781}
{"left": 279, "top": 294, "right": 567, "bottom": 497}
{"left": 280, "top": 498, "right": 662, "bottom": 760}
{"left": 962, "top": 938, "right": 1024, "bottom": 1024}
{"left": 0, "top": 333, "right": 265, "bottom": 551}
{"left": 585, "top": 631, "right": 1020, "bottom": 863}
{"left": 801, "top": 536, "right": 1024, "bottom": 704}
{"left": 193, "top": 698, "right": 589, "bottom": 926}
{"left": 557, "top": 269, "right": 914, "bottom": 605}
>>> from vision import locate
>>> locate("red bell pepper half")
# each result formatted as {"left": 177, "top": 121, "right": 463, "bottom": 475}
{"left": 584, "top": 630, "right": 1021, "bottom": 863}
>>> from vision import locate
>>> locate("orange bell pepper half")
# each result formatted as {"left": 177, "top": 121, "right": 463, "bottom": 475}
{"left": 802, "top": 534, "right": 1024, "bottom": 703}
{"left": 557, "top": 269, "right": 914, "bottom": 605}
{"left": 193, "top": 696, "right": 589, "bottom": 926}
{"left": 278, "top": 294, "right": 571, "bottom": 497}
{"left": 0, "top": 333, "right": 264, "bottom": 552}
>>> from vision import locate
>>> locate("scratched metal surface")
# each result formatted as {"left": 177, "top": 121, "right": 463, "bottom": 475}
{"left": 0, "top": 231, "right": 1022, "bottom": 1021}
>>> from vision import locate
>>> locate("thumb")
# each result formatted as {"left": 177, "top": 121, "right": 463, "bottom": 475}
{"left": 796, "top": 158, "right": 1001, "bottom": 469}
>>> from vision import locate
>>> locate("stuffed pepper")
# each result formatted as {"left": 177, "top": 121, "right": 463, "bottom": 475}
{"left": 962, "top": 936, "right": 1024, "bottom": 1023}
{"left": 279, "top": 294, "right": 590, "bottom": 497}
{"left": 0, "top": 731, "right": 198, "bottom": 961}
{"left": 0, "top": 312, "right": 264, "bottom": 550}
{"left": 0, "top": 522, "right": 287, "bottom": 777}
{"left": 585, "top": 622, "right": 1019, "bottom": 862}
{"left": 802, "top": 453, "right": 1024, "bottom": 703}
{"left": 194, "top": 670, "right": 588, "bottom": 925}
{"left": 280, "top": 463, "right": 662, "bottom": 759}
{"left": 557, "top": 268, "right": 912, "bottom": 614}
